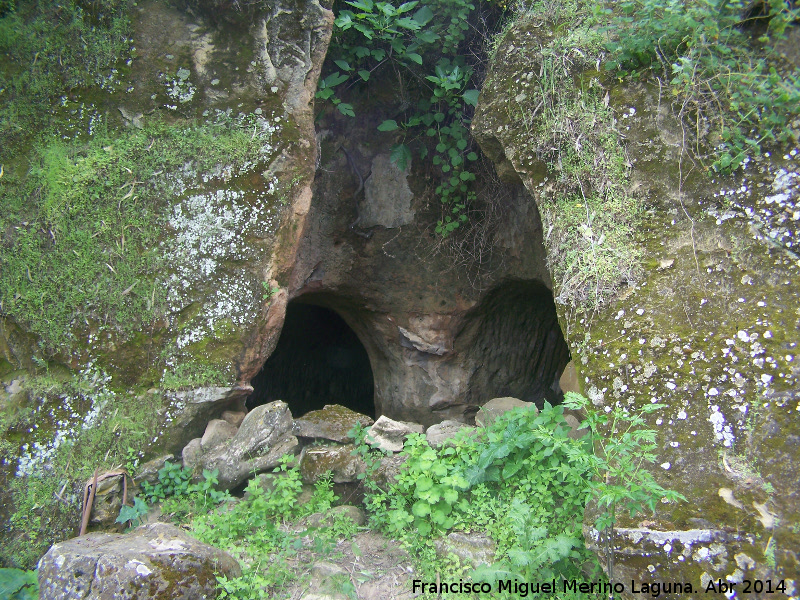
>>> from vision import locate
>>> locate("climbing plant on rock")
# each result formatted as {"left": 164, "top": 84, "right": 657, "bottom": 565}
{"left": 318, "top": 0, "right": 483, "bottom": 235}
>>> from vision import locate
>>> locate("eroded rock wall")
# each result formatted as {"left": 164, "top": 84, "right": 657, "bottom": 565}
{"left": 280, "top": 106, "right": 569, "bottom": 425}
{"left": 473, "top": 18, "right": 800, "bottom": 592}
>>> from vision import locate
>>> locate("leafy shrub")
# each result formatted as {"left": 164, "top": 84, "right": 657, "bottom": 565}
{"left": 115, "top": 496, "right": 149, "bottom": 528}
{"left": 598, "top": 0, "right": 800, "bottom": 171}
{"left": 354, "top": 394, "right": 683, "bottom": 588}
{"left": 190, "top": 457, "right": 349, "bottom": 599}
{"left": 380, "top": 59, "right": 480, "bottom": 235}
{"left": 141, "top": 460, "right": 229, "bottom": 505}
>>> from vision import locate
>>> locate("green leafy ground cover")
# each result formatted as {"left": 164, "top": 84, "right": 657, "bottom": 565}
{"left": 130, "top": 394, "right": 680, "bottom": 598}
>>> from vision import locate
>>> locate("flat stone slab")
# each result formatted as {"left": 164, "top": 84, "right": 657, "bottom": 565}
{"left": 293, "top": 404, "right": 374, "bottom": 443}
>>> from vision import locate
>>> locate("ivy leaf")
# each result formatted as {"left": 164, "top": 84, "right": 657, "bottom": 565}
{"left": 334, "top": 59, "right": 352, "bottom": 72}
{"left": 353, "top": 23, "right": 374, "bottom": 39}
{"left": 345, "top": 0, "right": 373, "bottom": 10}
{"left": 378, "top": 120, "right": 399, "bottom": 131}
{"left": 413, "top": 5, "right": 434, "bottom": 25}
{"left": 358, "top": 69, "right": 371, "bottom": 81}
{"left": 416, "top": 30, "right": 438, "bottom": 44}
{"left": 337, "top": 103, "right": 356, "bottom": 117}
{"left": 404, "top": 52, "right": 423, "bottom": 65}
{"left": 322, "top": 72, "right": 349, "bottom": 88}
{"left": 371, "top": 48, "right": 386, "bottom": 61}
{"left": 390, "top": 143, "right": 412, "bottom": 170}
{"left": 398, "top": 1, "right": 419, "bottom": 13}
{"left": 462, "top": 89, "right": 480, "bottom": 106}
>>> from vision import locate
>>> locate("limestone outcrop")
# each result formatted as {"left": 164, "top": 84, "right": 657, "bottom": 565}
{"left": 472, "top": 16, "right": 800, "bottom": 592}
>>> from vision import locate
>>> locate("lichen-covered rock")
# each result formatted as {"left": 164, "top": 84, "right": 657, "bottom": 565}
{"left": 474, "top": 397, "right": 536, "bottom": 428}
{"left": 198, "top": 401, "right": 299, "bottom": 489}
{"left": 37, "top": 522, "right": 241, "bottom": 599}
{"left": 473, "top": 15, "right": 800, "bottom": 592}
{"left": 293, "top": 404, "right": 374, "bottom": 442}
{"left": 299, "top": 444, "right": 366, "bottom": 483}
{"left": 365, "top": 416, "right": 424, "bottom": 453}
{"left": 424, "top": 420, "right": 472, "bottom": 447}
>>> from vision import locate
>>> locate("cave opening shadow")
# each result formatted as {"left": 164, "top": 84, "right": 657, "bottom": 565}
{"left": 247, "top": 302, "right": 375, "bottom": 419}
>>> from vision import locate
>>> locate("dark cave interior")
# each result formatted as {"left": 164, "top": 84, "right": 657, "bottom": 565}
{"left": 246, "top": 301, "right": 375, "bottom": 418}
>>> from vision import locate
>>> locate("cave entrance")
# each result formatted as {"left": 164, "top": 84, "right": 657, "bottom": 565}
{"left": 457, "top": 280, "right": 571, "bottom": 410}
{"left": 247, "top": 301, "right": 375, "bottom": 419}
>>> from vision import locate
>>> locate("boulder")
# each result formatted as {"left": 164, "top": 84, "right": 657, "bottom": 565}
{"left": 474, "top": 397, "right": 537, "bottom": 428}
{"left": 425, "top": 420, "right": 472, "bottom": 447}
{"left": 365, "top": 416, "right": 423, "bottom": 453}
{"left": 293, "top": 404, "right": 374, "bottom": 443}
{"left": 134, "top": 455, "right": 175, "bottom": 487}
{"left": 199, "top": 400, "right": 298, "bottom": 489}
{"left": 200, "top": 418, "right": 237, "bottom": 450}
{"left": 158, "top": 386, "right": 250, "bottom": 456}
{"left": 181, "top": 439, "right": 202, "bottom": 471}
{"left": 37, "top": 522, "right": 241, "bottom": 599}
{"left": 221, "top": 410, "right": 247, "bottom": 428}
{"left": 299, "top": 444, "right": 366, "bottom": 483}
{"left": 370, "top": 453, "right": 408, "bottom": 491}
{"left": 304, "top": 505, "right": 366, "bottom": 528}
{"left": 88, "top": 473, "right": 127, "bottom": 530}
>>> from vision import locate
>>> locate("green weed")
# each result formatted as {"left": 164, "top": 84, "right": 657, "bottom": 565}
{"left": 190, "top": 459, "right": 354, "bottom": 599}
{"left": 0, "top": 568, "right": 38, "bottom": 600}
{"left": 350, "top": 394, "right": 682, "bottom": 595}
{"left": 160, "top": 361, "right": 230, "bottom": 390}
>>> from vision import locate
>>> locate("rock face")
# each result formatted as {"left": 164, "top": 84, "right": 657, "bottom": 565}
{"left": 37, "top": 522, "right": 241, "bottom": 599}
{"left": 360, "top": 153, "right": 415, "bottom": 228}
{"left": 472, "top": 16, "right": 800, "bottom": 592}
